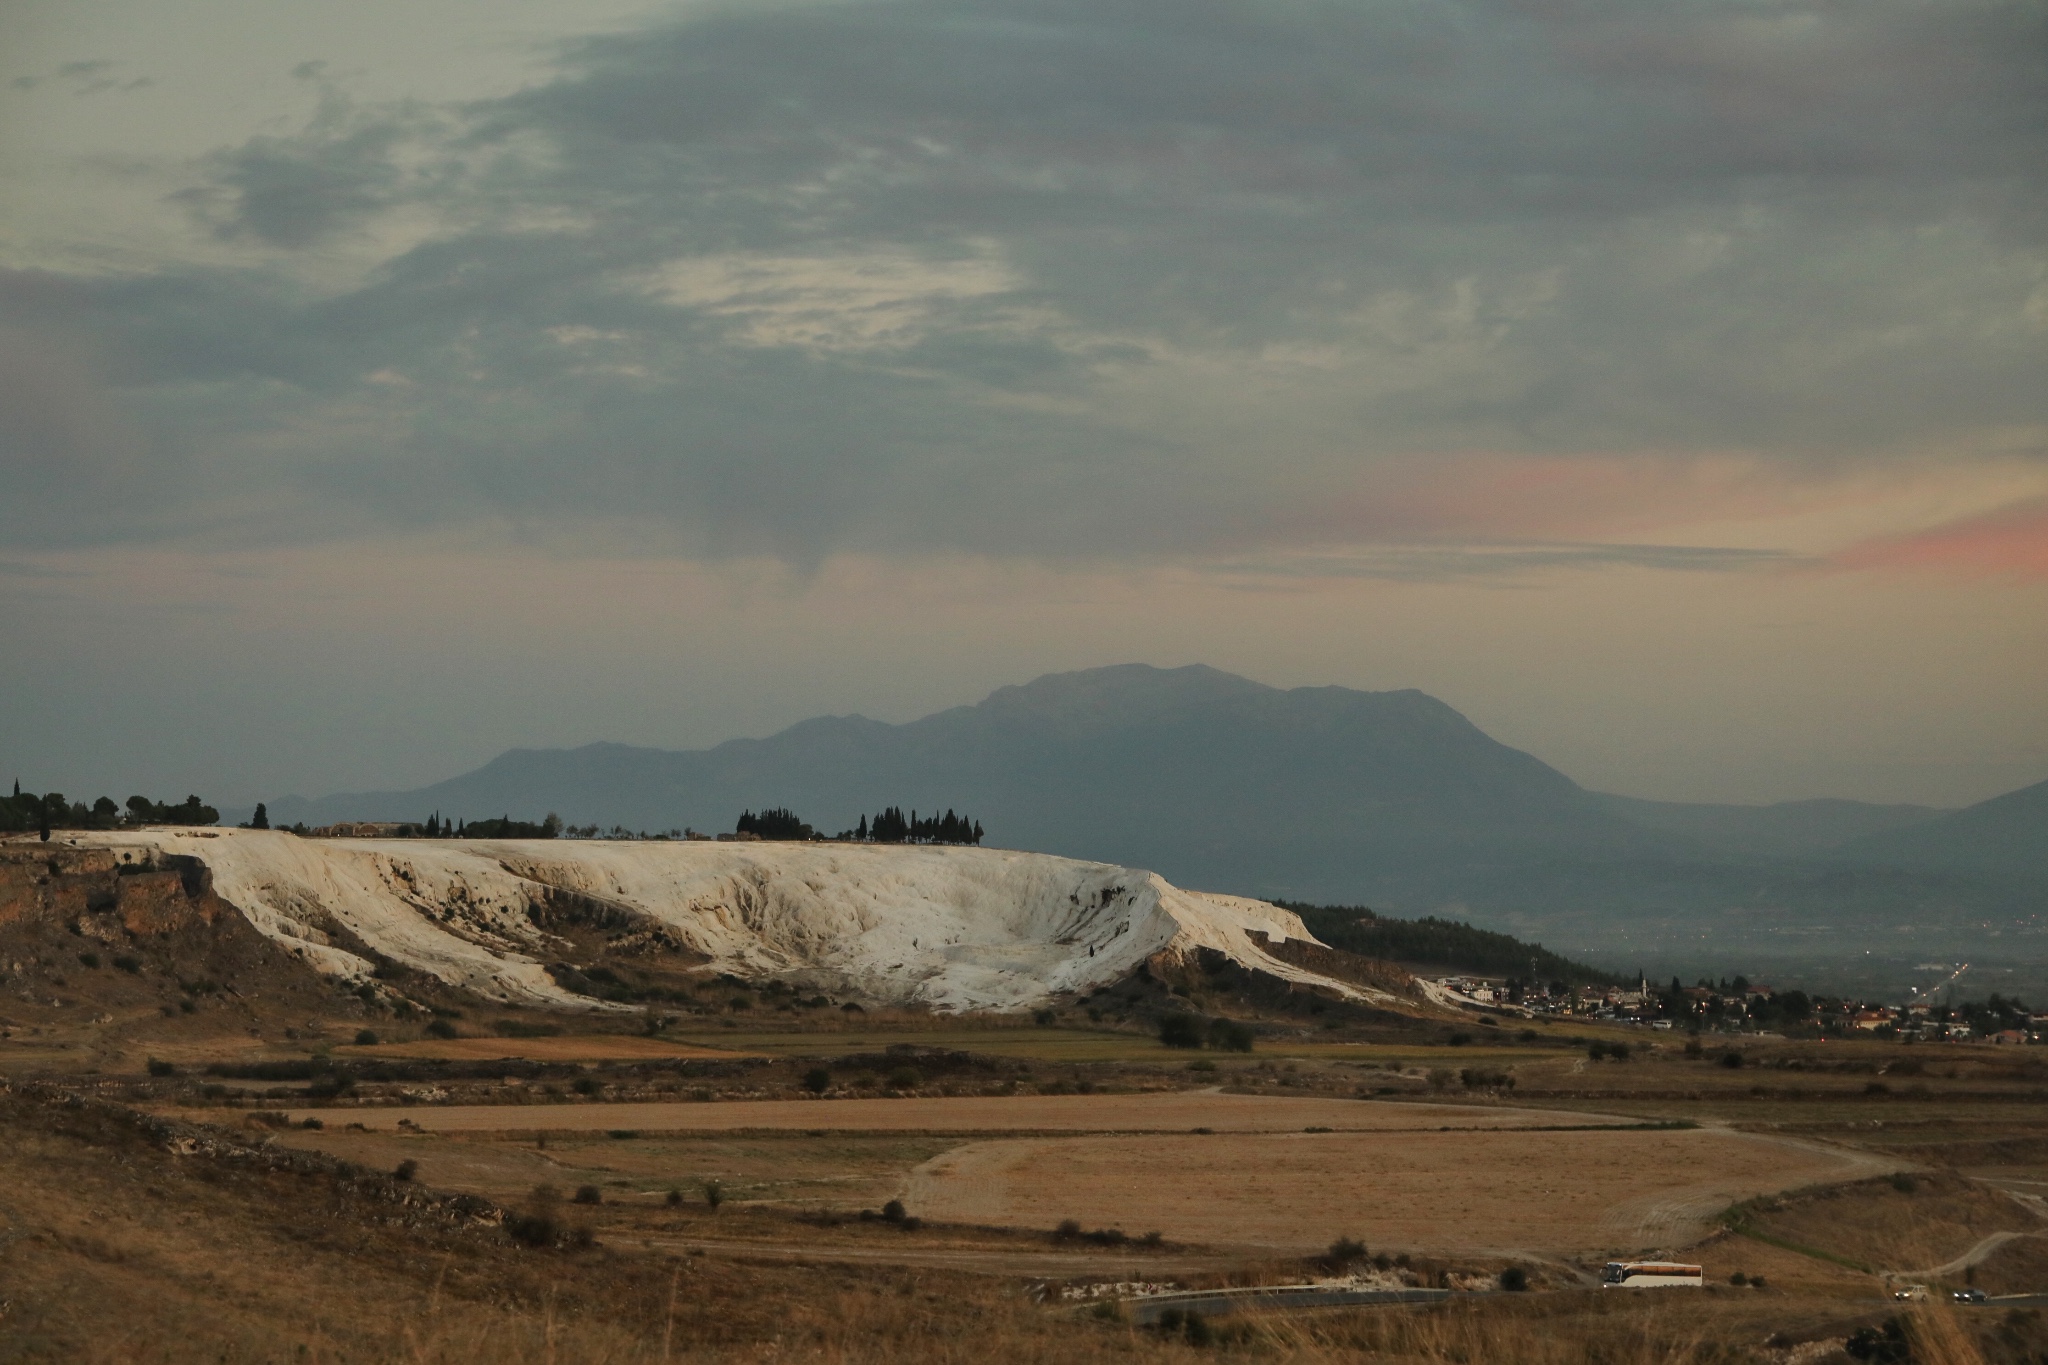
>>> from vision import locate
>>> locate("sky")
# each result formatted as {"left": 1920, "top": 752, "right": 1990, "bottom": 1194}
{"left": 2, "top": 0, "right": 2044, "bottom": 812}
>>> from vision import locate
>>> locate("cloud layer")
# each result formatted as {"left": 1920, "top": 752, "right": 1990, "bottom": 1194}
{"left": 3, "top": 0, "right": 2044, "bottom": 572}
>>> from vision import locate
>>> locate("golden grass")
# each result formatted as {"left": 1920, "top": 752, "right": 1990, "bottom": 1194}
{"left": 1737, "top": 1173, "right": 2041, "bottom": 1275}
{"left": 9, "top": 1081, "right": 2045, "bottom": 1365}
{"left": 265, "top": 1090, "right": 1630, "bottom": 1135}
{"left": 907, "top": 1126, "right": 1889, "bottom": 1256}
{"left": 337, "top": 1036, "right": 762, "bottom": 1062}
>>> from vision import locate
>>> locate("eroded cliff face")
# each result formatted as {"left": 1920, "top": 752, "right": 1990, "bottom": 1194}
{"left": 0, "top": 844, "right": 224, "bottom": 939}
{"left": 0, "top": 841, "right": 366, "bottom": 1037}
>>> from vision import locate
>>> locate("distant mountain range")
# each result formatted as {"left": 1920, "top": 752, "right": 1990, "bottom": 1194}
{"left": 264, "top": 664, "right": 2047, "bottom": 972}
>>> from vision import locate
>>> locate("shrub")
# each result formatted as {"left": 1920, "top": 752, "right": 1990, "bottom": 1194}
{"left": 1326, "top": 1237, "right": 1368, "bottom": 1267}
{"left": 882, "top": 1199, "right": 907, "bottom": 1223}
{"left": 1720, "top": 1051, "right": 1745, "bottom": 1069}
{"left": 886, "top": 1067, "right": 922, "bottom": 1091}
{"left": 573, "top": 1076, "right": 601, "bottom": 1096}
{"left": 802, "top": 1066, "right": 831, "bottom": 1094}
{"left": 1446, "top": 1032, "right": 1472, "bottom": 1046}
{"left": 607, "top": 1129, "right": 639, "bottom": 1140}
{"left": 506, "top": 1206, "right": 561, "bottom": 1248}
{"left": 300, "top": 1116, "right": 323, "bottom": 1130}
{"left": 1054, "top": 1219, "right": 1083, "bottom": 1241}
{"left": 1607, "top": 1041, "right": 1630, "bottom": 1061}
{"left": 1748, "top": 1275, "right": 1766, "bottom": 1289}
{"left": 1729, "top": 1272, "right": 1747, "bottom": 1286}
{"left": 1207, "top": 1018, "right": 1254, "bottom": 1052}
{"left": 665, "top": 1189, "right": 683, "bottom": 1207}
{"left": 703, "top": 1179, "right": 724, "bottom": 1209}
{"left": 306, "top": 1073, "right": 354, "bottom": 1100}
{"left": 112, "top": 955, "right": 142, "bottom": 974}
{"left": 425, "top": 1019, "right": 458, "bottom": 1039}
{"left": 1033, "top": 1008, "right": 1056, "bottom": 1026}
{"left": 1844, "top": 1319, "right": 1909, "bottom": 1363}
{"left": 146, "top": 1058, "right": 176, "bottom": 1078}
{"left": 1153, "top": 1310, "right": 1214, "bottom": 1346}
{"left": 1890, "top": 1173, "right": 1918, "bottom": 1194}
{"left": 1158, "top": 1014, "right": 1205, "bottom": 1048}
{"left": 1186, "top": 1059, "right": 1217, "bottom": 1072}
{"left": 394, "top": 1159, "right": 418, "bottom": 1182}
{"left": 1426, "top": 1068, "right": 1455, "bottom": 1091}
{"left": 354, "top": 1029, "right": 379, "bottom": 1046}
{"left": 493, "top": 1019, "right": 562, "bottom": 1038}
{"left": 1499, "top": 1267, "right": 1529, "bottom": 1292}
{"left": 509, "top": 1186, "right": 569, "bottom": 1252}
{"left": 572, "top": 1185, "right": 602, "bottom": 1205}
{"left": 77, "top": 951, "right": 100, "bottom": 969}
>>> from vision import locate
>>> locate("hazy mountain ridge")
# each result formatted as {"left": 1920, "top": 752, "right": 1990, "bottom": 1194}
{"left": 262, "top": 664, "right": 2046, "bottom": 965}
{"left": 1830, "top": 777, "right": 2048, "bottom": 877}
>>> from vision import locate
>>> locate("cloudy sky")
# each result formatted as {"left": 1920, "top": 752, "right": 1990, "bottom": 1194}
{"left": 2, "top": 0, "right": 2044, "bottom": 810}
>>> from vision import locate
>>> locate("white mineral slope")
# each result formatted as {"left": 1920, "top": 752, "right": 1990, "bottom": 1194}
{"left": 73, "top": 829, "right": 1394, "bottom": 1013}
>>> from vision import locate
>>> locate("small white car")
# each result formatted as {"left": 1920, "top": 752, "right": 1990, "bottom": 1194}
{"left": 1892, "top": 1286, "right": 1928, "bottom": 1301}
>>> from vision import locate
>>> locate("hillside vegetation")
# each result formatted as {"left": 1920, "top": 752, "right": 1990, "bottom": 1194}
{"left": 1281, "top": 903, "right": 1622, "bottom": 985}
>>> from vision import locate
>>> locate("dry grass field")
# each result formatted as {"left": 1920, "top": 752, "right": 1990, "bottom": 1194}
{"left": 5, "top": 1078, "right": 2039, "bottom": 1365}
{"left": 1733, "top": 1172, "right": 2044, "bottom": 1275}
{"left": 903, "top": 1126, "right": 1900, "bottom": 1256}
{"left": 264, "top": 1124, "right": 966, "bottom": 1210}
{"left": 337, "top": 1035, "right": 762, "bottom": 1062}
{"left": 662, "top": 1025, "right": 1567, "bottom": 1064}
{"left": 265, "top": 1090, "right": 1633, "bottom": 1134}
{"left": 11, "top": 1024, "right": 2048, "bottom": 1363}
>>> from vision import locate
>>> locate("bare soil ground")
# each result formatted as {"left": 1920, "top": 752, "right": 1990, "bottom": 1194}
{"left": 904, "top": 1126, "right": 1901, "bottom": 1257}
{"left": 259, "top": 1090, "right": 1637, "bottom": 1134}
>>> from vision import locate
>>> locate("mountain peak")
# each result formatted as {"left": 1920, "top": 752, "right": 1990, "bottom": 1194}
{"left": 972, "top": 663, "right": 1273, "bottom": 727}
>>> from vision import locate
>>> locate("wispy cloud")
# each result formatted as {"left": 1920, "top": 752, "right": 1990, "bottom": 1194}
{"left": 1209, "top": 542, "right": 1799, "bottom": 585}
{"left": 0, "top": 0, "right": 2040, "bottom": 572}
{"left": 1830, "top": 497, "right": 2048, "bottom": 579}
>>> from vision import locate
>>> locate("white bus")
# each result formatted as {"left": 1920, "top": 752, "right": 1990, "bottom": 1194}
{"left": 1601, "top": 1261, "right": 1704, "bottom": 1289}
